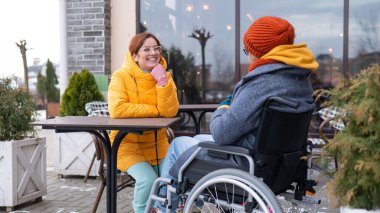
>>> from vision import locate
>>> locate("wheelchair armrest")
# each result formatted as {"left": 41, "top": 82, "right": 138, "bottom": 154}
{"left": 198, "top": 142, "right": 251, "bottom": 155}
{"left": 178, "top": 142, "right": 255, "bottom": 182}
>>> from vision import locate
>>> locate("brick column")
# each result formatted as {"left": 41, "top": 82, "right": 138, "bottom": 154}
{"left": 66, "top": 0, "right": 111, "bottom": 75}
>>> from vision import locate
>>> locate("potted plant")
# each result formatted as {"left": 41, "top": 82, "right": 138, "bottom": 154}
{"left": 321, "top": 64, "right": 380, "bottom": 212}
{"left": 0, "top": 76, "right": 47, "bottom": 211}
{"left": 54, "top": 69, "right": 105, "bottom": 177}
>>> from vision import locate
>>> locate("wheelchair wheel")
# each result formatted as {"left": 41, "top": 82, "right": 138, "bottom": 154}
{"left": 183, "top": 168, "right": 282, "bottom": 213}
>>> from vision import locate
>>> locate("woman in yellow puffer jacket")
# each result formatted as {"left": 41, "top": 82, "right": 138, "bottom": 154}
{"left": 107, "top": 32, "right": 179, "bottom": 213}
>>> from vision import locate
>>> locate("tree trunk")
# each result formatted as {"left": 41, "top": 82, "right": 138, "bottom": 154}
{"left": 16, "top": 40, "right": 29, "bottom": 93}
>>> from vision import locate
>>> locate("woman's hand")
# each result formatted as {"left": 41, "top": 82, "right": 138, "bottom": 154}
{"left": 151, "top": 64, "right": 168, "bottom": 86}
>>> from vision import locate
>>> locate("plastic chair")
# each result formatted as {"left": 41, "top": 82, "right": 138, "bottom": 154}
{"left": 307, "top": 106, "right": 346, "bottom": 175}
{"left": 83, "top": 101, "right": 110, "bottom": 183}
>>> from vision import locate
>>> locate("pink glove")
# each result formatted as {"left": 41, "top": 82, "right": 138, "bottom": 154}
{"left": 151, "top": 64, "right": 168, "bottom": 86}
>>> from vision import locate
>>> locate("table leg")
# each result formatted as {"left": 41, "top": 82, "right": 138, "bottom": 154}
{"left": 111, "top": 130, "right": 131, "bottom": 213}
{"left": 154, "top": 130, "right": 160, "bottom": 176}
{"left": 181, "top": 111, "right": 199, "bottom": 135}
{"left": 56, "top": 129, "right": 114, "bottom": 212}
{"left": 88, "top": 130, "right": 113, "bottom": 213}
{"left": 197, "top": 111, "right": 210, "bottom": 134}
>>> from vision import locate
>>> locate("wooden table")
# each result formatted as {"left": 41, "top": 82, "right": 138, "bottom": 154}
{"left": 179, "top": 104, "right": 218, "bottom": 134}
{"left": 31, "top": 116, "right": 179, "bottom": 213}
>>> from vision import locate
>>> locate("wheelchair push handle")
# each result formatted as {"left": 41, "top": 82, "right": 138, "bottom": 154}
{"left": 265, "top": 96, "right": 299, "bottom": 109}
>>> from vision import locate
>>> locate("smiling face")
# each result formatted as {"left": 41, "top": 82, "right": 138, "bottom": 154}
{"left": 132, "top": 37, "right": 162, "bottom": 72}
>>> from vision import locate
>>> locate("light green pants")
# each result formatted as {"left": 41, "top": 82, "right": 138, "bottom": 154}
{"left": 127, "top": 161, "right": 163, "bottom": 213}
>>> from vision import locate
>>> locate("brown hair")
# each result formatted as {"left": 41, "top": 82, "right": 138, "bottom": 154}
{"left": 129, "top": 32, "right": 162, "bottom": 55}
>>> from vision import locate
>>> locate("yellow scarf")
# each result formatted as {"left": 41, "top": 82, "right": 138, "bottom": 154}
{"left": 262, "top": 43, "right": 319, "bottom": 71}
{"left": 248, "top": 43, "right": 319, "bottom": 72}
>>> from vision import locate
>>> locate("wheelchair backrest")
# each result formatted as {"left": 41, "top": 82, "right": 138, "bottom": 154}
{"left": 253, "top": 97, "right": 313, "bottom": 194}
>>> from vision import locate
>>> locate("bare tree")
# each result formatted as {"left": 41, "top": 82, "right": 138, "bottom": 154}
{"left": 189, "top": 27, "right": 213, "bottom": 99}
{"left": 16, "top": 40, "right": 30, "bottom": 93}
{"left": 355, "top": 11, "right": 379, "bottom": 54}
{"left": 213, "top": 45, "right": 234, "bottom": 91}
{"left": 352, "top": 11, "right": 380, "bottom": 72}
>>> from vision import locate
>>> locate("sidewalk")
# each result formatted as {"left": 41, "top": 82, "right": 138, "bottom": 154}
{"left": 1, "top": 169, "right": 340, "bottom": 213}
{"left": 0, "top": 120, "right": 135, "bottom": 213}
{"left": 1, "top": 170, "right": 134, "bottom": 213}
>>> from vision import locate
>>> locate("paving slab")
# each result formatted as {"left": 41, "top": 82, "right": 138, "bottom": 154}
{"left": 0, "top": 170, "right": 134, "bottom": 213}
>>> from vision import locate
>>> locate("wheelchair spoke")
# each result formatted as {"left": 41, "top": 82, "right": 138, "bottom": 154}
{"left": 214, "top": 184, "right": 226, "bottom": 213}
{"left": 193, "top": 197, "right": 213, "bottom": 213}
{"left": 184, "top": 169, "right": 282, "bottom": 213}
{"left": 232, "top": 183, "right": 235, "bottom": 210}
{"left": 242, "top": 189, "right": 246, "bottom": 208}
{"left": 189, "top": 181, "right": 270, "bottom": 213}
{"left": 204, "top": 185, "right": 226, "bottom": 213}
{"left": 224, "top": 182, "right": 230, "bottom": 207}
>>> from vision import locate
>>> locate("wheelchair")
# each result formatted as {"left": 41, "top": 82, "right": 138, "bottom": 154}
{"left": 145, "top": 97, "right": 326, "bottom": 213}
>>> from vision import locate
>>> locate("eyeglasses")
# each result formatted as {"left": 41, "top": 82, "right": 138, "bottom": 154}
{"left": 243, "top": 48, "right": 248, "bottom": 56}
{"left": 139, "top": 46, "right": 163, "bottom": 54}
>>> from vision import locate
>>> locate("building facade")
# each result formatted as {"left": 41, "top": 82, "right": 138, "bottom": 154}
{"left": 61, "top": 0, "right": 380, "bottom": 104}
{"left": 65, "top": 0, "right": 111, "bottom": 75}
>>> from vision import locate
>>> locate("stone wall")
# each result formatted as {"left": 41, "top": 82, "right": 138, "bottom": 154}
{"left": 66, "top": 0, "right": 111, "bottom": 75}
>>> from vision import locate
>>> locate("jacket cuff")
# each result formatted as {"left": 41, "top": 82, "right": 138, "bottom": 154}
{"left": 217, "top": 105, "right": 230, "bottom": 110}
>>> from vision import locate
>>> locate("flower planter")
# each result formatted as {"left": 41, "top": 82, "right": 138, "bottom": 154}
{"left": 341, "top": 207, "right": 380, "bottom": 213}
{"left": 0, "top": 138, "right": 47, "bottom": 211}
{"left": 46, "top": 102, "right": 60, "bottom": 119}
{"left": 54, "top": 132, "right": 99, "bottom": 177}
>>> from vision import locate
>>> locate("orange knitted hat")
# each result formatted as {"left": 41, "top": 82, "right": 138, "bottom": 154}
{"left": 243, "top": 16, "right": 295, "bottom": 58}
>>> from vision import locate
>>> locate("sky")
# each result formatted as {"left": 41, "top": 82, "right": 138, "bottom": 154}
{"left": 0, "top": 0, "right": 59, "bottom": 79}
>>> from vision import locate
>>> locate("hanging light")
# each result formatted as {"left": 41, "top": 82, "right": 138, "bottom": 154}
{"left": 186, "top": 4, "right": 193, "bottom": 12}
{"left": 202, "top": 4, "right": 209, "bottom": 11}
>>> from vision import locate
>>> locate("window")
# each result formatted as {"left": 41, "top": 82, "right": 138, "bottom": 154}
{"left": 140, "top": 0, "right": 380, "bottom": 101}
{"left": 348, "top": 0, "right": 380, "bottom": 73}
{"left": 140, "top": 0, "right": 235, "bottom": 104}
{"left": 241, "top": 0, "right": 344, "bottom": 89}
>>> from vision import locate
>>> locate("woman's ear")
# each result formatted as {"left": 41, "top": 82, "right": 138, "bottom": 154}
{"left": 249, "top": 54, "right": 258, "bottom": 63}
{"left": 132, "top": 53, "right": 138, "bottom": 62}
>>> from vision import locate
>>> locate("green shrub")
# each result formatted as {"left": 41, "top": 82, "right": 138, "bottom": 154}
{"left": 60, "top": 69, "right": 104, "bottom": 116}
{"left": 0, "top": 76, "right": 37, "bottom": 141}
{"left": 321, "top": 64, "right": 380, "bottom": 210}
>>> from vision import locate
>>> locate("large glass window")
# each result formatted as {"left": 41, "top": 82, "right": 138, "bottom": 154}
{"left": 140, "top": 0, "right": 236, "bottom": 104}
{"left": 241, "top": 0, "right": 344, "bottom": 89}
{"left": 140, "top": 0, "right": 380, "bottom": 100}
{"left": 139, "top": 0, "right": 380, "bottom": 134}
{"left": 348, "top": 0, "right": 380, "bottom": 73}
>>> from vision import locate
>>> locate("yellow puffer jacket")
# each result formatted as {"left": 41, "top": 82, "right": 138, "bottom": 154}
{"left": 108, "top": 53, "right": 179, "bottom": 171}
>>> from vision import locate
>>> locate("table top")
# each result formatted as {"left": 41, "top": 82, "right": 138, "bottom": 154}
{"left": 179, "top": 104, "right": 218, "bottom": 111}
{"left": 31, "top": 116, "right": 180, "bottom": 131}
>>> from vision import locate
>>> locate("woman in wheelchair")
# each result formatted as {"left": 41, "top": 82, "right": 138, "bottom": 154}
{"left": 147, "top": 16, "right": 319, "bottom": 213}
